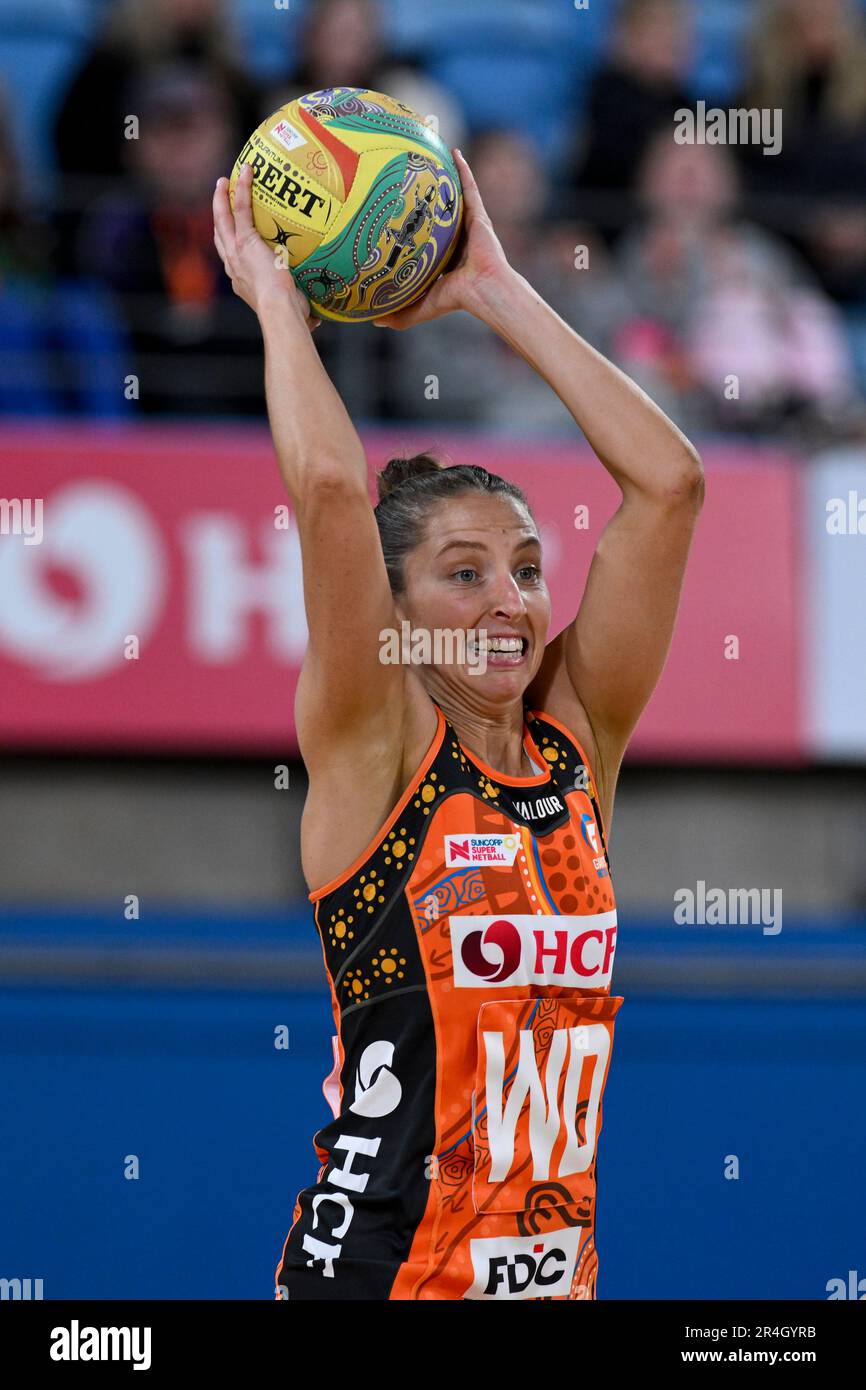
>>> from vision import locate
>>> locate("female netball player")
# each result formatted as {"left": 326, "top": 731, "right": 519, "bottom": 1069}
{"left": 213, "top": 154, "right": 703, "bottom": 1301}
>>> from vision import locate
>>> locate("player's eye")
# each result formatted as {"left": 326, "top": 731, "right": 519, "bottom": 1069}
{"left": 453, "top": 568, "right": 477, "bottom": 583}
{"left": 516, "top": 564, "right": 540, "bottom": 582}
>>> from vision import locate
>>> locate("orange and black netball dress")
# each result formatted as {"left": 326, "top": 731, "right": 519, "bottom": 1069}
{"left": 276, "top": 703, "right": 623, "bottom": 1301}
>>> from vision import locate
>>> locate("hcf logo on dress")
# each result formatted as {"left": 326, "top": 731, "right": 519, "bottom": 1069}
{"left": 449, "top": 911, "right": 617, "bottom": 988}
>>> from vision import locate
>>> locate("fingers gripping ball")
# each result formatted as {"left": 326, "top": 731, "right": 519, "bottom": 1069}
{"left": 229, "top": 87, "right": 463, "bottom": 323}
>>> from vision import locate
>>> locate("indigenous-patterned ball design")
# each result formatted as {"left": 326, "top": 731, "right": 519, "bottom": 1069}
{"left": 229, "top": 87, "right": 463, "bottom": 323}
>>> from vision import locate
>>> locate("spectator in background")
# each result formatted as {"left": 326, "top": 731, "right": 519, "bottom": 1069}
{"left": 268, "top": 0, "right": 466, "bottom": 147}
{"left": 274, "top": 0, "right": 386, "bottom": 100}
{"left": 383, "top": 129, "right": 633, "bottom": 436}
{"left": 52, "top": 0, "right": 259, "bottom": 270}
{"left": 736, "top": 0, "right": 866, "bottom": 312}
{"left": 77, "top": 67, "right": 263, "bottom": 417}
{"left": 615, "top": 133, "right": 863, "bottom": 441}
{"left": 0, "top": 88, "right": 127, "bottom": 417}
{"left": 570, "top": 0, "right": 693, "bottom": 242}
{"left": 0, "top": 93, "right": 45, "bottom": 280}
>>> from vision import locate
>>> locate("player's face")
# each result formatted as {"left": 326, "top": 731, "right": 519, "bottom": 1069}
{"left": 397, "top": 492, "right": 551, "bottom": 706}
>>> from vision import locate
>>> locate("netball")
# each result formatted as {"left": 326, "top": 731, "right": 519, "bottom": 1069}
{"left": 229, "top": 87, "right": 463, "bottom": 321}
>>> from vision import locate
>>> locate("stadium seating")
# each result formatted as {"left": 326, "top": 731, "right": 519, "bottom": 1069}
{"left": 0, "top": 0, "right": 94, "bottom": 189}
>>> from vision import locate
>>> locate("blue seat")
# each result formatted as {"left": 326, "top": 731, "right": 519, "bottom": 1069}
{"left": 0, "top": 0, "right": 95, "bottom": 190}
{"left": 228, "top": 0, "right": 306, "bottom": 83}
{"left": 0, "top": 0, "right": 92, "bottom": 32}
{"left": 386, "top": 0, "right": 610, "bottom": 171}
{"left": 425, "top": 47, "right": 573, "bottom": 170}
{"left": 843, "top": 306, "right": 866, "bottom": 398}
{"left": 0, "top": 274, "right": 130, "bottom": 418}
{"left": 382, "top": 0, "right": 567, "bottom": 54}
{"left": 689, "top": 0, "right": 752, "bottom": 101}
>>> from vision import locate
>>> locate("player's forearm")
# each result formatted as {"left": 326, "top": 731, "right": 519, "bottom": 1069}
{"left": 473, "top": 268, "right": 702, "bottom": 496}
{"left": 258, "top": 297, "right": 367, "bottom": 501}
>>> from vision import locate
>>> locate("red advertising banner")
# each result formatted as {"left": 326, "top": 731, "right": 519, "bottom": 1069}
{"left": 0, "top": 423, "right": 802, "bottom": 759}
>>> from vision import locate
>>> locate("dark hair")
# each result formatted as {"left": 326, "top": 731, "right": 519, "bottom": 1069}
{"left": 374, "top": 452, "right": 534, "bottom": 594}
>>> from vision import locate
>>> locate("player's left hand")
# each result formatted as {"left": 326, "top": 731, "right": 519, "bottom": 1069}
{"left": 372, "top": 149, "right": 511, "bottom": 330}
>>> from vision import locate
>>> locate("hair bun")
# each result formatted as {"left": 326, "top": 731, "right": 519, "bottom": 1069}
{"left": 376, "top": 452, "right": 442, "bottom": 502}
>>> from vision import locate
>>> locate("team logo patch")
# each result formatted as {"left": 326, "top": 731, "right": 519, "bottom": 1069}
{"left": 449, "top": 912, "right": 617, "bottom": 988}
{"left": 465, "top": 1226, "right": 584, "bottom": 1300}
{"left": 349, "top": 1039, "right": 402, "bottom": 1118}
{"left": 444, "top": 833, "right": 520, "bottom": 867}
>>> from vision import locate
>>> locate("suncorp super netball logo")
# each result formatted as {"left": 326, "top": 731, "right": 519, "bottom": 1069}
{"left": 451, "top": 912, "right": 618, "bottom": 989}
{"left": 0, "top": 482, "right": 166, "bottom": 680}
{"left": 444, "top": 834, "right": 519, "bottom": 867}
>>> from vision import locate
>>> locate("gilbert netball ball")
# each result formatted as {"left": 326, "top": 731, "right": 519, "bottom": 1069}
{"left": 229, "top": 87, "right": 463, "bottom": 322}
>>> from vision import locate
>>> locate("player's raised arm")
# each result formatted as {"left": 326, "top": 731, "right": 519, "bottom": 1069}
{"left": 377, "top": 150, "right": 704, "bottom": 823}
{"left": 482, "top": 263, "right": 704, "bottom": 808}
{"left": 212, "top": 166, "right": 405, "bottom": 767}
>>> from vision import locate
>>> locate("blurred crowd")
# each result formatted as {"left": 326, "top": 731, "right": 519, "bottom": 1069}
{"left": 2, "top": 0, "right": 866, "bottom": 442}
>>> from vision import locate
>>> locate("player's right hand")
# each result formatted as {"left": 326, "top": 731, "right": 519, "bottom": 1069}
{"left": 213, "top": 164, "right": 319, "bottom": 331}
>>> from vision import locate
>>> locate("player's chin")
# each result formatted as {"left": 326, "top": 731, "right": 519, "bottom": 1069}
{"left": 461, "top": 654, "right": 532, "bottom": 693}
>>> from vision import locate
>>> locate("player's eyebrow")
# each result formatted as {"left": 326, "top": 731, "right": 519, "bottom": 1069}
{"left": 434, "top": 533, "right": 540, "bottom": 559}
{"left": 434, "top": 539, "right": 489, "bottom": 557}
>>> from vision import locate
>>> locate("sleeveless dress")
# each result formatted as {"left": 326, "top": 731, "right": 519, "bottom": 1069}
{"left": 276, "top": 701, "right": 624, "bottom": 1300}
